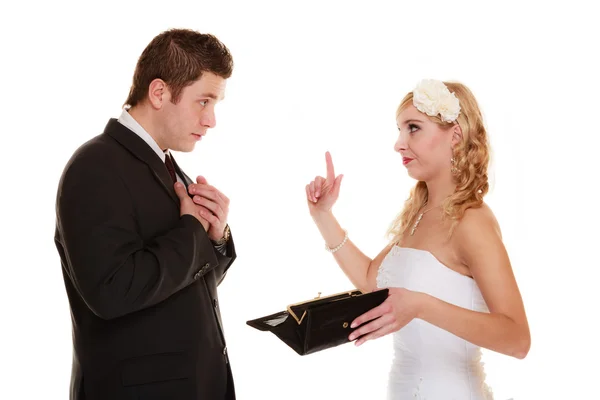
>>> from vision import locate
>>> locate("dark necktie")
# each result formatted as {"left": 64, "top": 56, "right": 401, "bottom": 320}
{"left": 164, "top": 154, "right": 177, "bottom": 183}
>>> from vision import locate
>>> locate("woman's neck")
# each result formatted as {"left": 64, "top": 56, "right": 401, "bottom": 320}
{"left": 425, "top": 177, "right": 456, "bottom": 208}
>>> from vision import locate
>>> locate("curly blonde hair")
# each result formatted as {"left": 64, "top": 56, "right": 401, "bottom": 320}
{"left": 388, "top": 81, "right": 490, "bottom": 244}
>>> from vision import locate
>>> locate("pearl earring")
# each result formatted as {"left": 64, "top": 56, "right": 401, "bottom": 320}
{"left": 450, "top": 157, "right": 458, "bottom": 174}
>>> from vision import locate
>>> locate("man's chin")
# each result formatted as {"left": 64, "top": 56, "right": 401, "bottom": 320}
{"left": 172, "top": 143, "right": 197, "bottom": 153}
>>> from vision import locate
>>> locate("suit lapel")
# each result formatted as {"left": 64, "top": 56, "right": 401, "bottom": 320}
{"left": 104, "top": 119, "right": 179, "bottom": 205}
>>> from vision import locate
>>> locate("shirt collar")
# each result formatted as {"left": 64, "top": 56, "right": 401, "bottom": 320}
{"left": 117, "top": 108, "right": 168, "bottom": 162}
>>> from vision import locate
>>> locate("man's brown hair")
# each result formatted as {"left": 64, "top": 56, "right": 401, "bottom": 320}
{"left": 125, "top": 29, "right": 233, "bottom": 107}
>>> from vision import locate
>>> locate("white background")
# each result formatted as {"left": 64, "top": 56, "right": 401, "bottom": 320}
{"left": 1, "top": 1, "right": 599, "bottom": 399}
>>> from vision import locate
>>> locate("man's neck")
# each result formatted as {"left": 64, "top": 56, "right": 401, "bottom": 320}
{"left": 128, "top": 106, "right": 166, "bottom": 150}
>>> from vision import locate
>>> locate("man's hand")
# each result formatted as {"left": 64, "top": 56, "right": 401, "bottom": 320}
{"left": 187, "top": 176, "right": 230, "bottom": 242}
{"left": 174, "top": 182, "right": 210, "bottom": 231}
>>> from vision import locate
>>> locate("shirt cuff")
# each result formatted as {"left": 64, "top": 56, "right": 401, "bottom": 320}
{"left": 213, "top": 241, "right": 228, "bottom": 256}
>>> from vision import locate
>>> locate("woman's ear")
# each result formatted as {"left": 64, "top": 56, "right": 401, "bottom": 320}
{"left": 451, "top": 123, "right": 463, "bottom": 147}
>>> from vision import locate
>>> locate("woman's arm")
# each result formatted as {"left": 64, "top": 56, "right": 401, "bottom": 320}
{"left": 350, "top": 206, "right": 530, "bottom": 359}
{"left": 418, "top": 206, "right": 530, "bottom": 358}
{"left": 311, "top": 210, "right": 394, "bottom": 293}
{"left": 306, "top": 152, "right": 394, "bottom": 293}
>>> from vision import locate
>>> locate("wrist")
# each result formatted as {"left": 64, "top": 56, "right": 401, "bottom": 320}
{"left": 310, "top": 209, "right": 334, "bottom": 222}
{"left": 416, "top": 292, "right": 432, "bottom": 320}
{"left": 325, "top": 229, "right": 348, "bottom": 253}
{"left": 210, "top": 224, "right": 230, "bottom": 244}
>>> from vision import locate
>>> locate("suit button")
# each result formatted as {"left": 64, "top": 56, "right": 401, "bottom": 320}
{"left": 222, "top": 346, "right": 227, "bottom": 356}
{"left": 213, "top": 299, "right": 218, "bottom": 308}
{"left": 193, "top": 272, "right": 201, "bottom": 280}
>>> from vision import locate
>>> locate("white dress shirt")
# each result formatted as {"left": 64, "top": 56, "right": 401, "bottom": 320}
{"left": 117, "top": 108, "right": 183, "bottom": 183}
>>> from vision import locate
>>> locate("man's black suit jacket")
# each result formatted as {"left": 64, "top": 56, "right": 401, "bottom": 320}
{"left": 54, "top": 119, "right": 237, "bottom": 399}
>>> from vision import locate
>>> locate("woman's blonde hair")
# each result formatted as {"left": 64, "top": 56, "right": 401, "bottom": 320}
{"left": 388, "top": 81, "right": 490, "bottom": 244}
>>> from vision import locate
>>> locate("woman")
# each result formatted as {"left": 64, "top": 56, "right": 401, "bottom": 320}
{"left": 305, "top": 80, "right": 530, "bottom": 399}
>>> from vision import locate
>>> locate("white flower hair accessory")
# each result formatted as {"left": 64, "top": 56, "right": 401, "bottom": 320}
{"left": 412, "top": 79, "right": 461, "bottom": 123}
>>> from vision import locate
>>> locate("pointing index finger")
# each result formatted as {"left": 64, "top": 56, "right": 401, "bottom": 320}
{"left": 325, "top": 151, "right": 335, "bottom": 183}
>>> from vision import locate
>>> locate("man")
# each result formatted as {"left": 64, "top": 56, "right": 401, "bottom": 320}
{"left": 54, "top": 28, "right": 237, "bottom": 399}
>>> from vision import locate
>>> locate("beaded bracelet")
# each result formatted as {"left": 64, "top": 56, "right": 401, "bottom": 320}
{"left": 325, "top": 230, "right": 348, "bottom": 253}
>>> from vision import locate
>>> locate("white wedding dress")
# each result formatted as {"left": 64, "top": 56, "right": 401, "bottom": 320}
{"left": 376, "top": 246, "right": 494, "bottom": 400}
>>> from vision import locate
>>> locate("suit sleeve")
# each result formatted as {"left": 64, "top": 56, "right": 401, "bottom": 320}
{"left": 212, "top": 234, "right": 237, "bottom": 286}
{"left": 56, "top": 155, "right": 220, "bottom": 320}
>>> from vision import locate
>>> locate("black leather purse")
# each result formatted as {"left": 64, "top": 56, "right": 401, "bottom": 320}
{"left": 246, "top": 288, "right": 389, "bottom": 355}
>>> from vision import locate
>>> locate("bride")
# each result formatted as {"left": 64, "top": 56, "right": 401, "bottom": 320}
{"left": 305, "top": 80, "right": 530, "bottom": 399}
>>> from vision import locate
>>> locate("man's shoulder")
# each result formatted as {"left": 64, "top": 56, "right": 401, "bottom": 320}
{"left": 58, "top": 122, "right": 127, "bottom": 180}
{"left": 69, "top": 119, "right": 131, "bottom": 163}
{"left": 77, "top": 131, "right": 115, "bottom": 154}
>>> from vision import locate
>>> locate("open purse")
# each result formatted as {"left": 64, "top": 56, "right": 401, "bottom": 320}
{"left": 246, "top": 288, "right": 389, "bottom": 355}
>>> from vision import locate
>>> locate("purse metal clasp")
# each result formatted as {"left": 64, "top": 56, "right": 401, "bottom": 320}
{"left": 286, "top": 289, "right": 363, "bottom": 325}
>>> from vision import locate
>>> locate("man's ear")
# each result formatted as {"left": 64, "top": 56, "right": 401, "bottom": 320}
{"left": 148, "top": 79, "right": 169, "bottom": 109}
